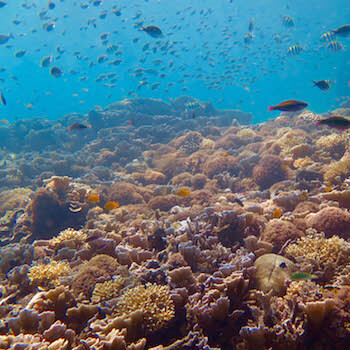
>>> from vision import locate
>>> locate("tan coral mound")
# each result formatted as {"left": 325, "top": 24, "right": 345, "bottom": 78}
{"left": 316, "top": 133, "right": 346, "bottom": 156}
{"left": 306, "top": 207, "right": 350, "bottom": 238}
{"left": 285, "top": 233, "right": 350, "bottom": 268}
{"left": 116, "top": 283, "right": 174, "bottom": 332}
{"left": 261, "top": 219, "right": 304, "bottom": 252}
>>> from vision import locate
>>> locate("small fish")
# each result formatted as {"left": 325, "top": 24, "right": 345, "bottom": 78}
{"left": 185, "top": 101, "right": 202, "bottom": 111}
{"left": 0, "top": 33, "right": 13, "bottom": 45}
{"left": 176, "top": 188, "right": 191, "bottom": 197}
{"left": 43, "top": 22, "right": 55, "bottom": 32}
{"left": 86, "top": 194, "right": 100, "bottom": 203}
{"left": 248, "top": 18, "right": 254, "bottom": 32}
{"left": 272, "top": 208, "right": 282, "bottom": 218}
{"left": 15, "top": 50, "right": 26, "bottom": 58}
{"left": 48, "top": 1, "right": 55, "bottom": 10}
{"left": 290, "top": 272, "right": 317, "bottom": 281}
{"left": 0, "top": 119, "right": 9, "bottom": 124}
{"left": 327, "top": 41, "right": 344, "bottom": 52}
{"left": 67, "top": 122, "right": 91, "bottom": 131}
{"left": 282, "top": 16, "right": 294, "bottom": 27}
{"left": 312, "top": 80, "right": 330, "bottom": 91}
{"left": 139, "top": 25, "right": 163, "bottom": 38}
{"left": 330, "top": 25, "right": 350, "bottom": 37}
{"left": 41, "top": 56, "right": 52, "bottom": 67}
{"left": 92, "top": 0, "right": 102, "bottom": 6}
{"left": 50, "top": 66, "right": 63, "bottom": 78}
{"left": 0, "top": 2, "right": 7, "bottom": 8}
{"left": 104, "top": 201, "right": 119, "bottom": 211}
{"left": 287, "top": 45, "right": 303, "bottom": 56}
{"left": 244, "top": 33, "right": 254, "bottom": 44}
{"left": 320, "top": 32, "right": 335, "bottom": 42}
{"left": 317, "top": 116, "right": 350, "bottom": 133}
{"left": 0, "top": 91, "right": 6, "bottom": 106}
{"left": 234, "top": 198, "right": 244, "bottom": 207}
{"left": 268, "top": 100, "right": 308, "bottom": 112}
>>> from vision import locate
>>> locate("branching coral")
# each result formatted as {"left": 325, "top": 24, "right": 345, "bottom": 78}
{"left": 285, "top": 232, "right": 350, "bottom": 270}
{"left": 28, "top": 261, "right": 71, "bottom": 287}
{"left": 48, "top": 227, "right": 87, "bottom": 249}
{"left": 115, "top": 283, "right": 175, "bottom": 332}
{"left": 91, "top": 276, "right": 125, "bottom": 303}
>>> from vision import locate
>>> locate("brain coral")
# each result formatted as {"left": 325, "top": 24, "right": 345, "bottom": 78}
{"left": 116, "top": 283, "right": 174, "bottom": 332}
{"left": 253, "top": 155, "right": 287, "bottom": 189}
{"left": 261, "top": 219, "right": 304, "bottom": 253}
{"left": 306, "top": 207, "right": 350, "bottom": 238}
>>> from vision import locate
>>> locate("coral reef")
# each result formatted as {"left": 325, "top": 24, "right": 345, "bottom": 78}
{"left": 1, "top": 98, "right": 350, "bottom": 349}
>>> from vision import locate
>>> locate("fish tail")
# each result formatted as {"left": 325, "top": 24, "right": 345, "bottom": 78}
{"left": 9, "top": 33, "right": 14, "bottom": 39}
{"left": 330, "top": 29, "right": 336, "bottom": 33}
{"left": 268, "top": 106, "right": 274, "bottom": 111}
{"left": 312, "top": 80, "right": 317, "bottom": 86}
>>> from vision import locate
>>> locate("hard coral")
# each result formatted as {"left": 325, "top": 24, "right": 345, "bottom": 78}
{"left": 253, "top": 155, "right": 287, "bottom": 189}
{"left": 91, "top": 277, "right": 125, "bottom": 303}
{"left": 306, "top": 206, "right": 350, "bottom": 238}
{"left": 201, "top": 152, "right": 238, "bottom": 179}
{"left": 285, "top": 233, "right": 350, "bottom": 269}
{"left": 116, "top": 283, "right": 175, "bottom": 332}
{"left": 28, "top": 261, "right": 71, "bottom": 288}
{"left": 324, "top": 151, "right": 350, "bottom": 183}
{"left": 71, "top": 255, "right": 119, "bottom": 299}
{"left": 254, "top": 253, "right": 295, "bottom": 295}
{"left": 108, "top": 182, "right": 149, "bottom": 206}
{"left": 261, "top": 219, "right": 304, "bottom": 253}
{"left": 48, "top": 228, "right": 87, "bottom": 249}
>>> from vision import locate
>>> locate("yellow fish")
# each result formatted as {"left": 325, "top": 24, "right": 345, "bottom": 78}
{"left": 176, "top": 188, "right": 191, "bottom": 197}
{"left": 104, "top": 201, "right": 119, "bottom": 211}
{"left": 86, "top": 194, "right": 100, "bottom": 204}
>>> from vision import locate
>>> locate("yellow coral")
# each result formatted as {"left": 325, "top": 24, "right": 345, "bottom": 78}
{"left": 285, "top": 234, "right": 350, "bottom": 268}
{"left": 28, "top": 261, "right": 71, "bottom": 287}
{"left": 91, "top": 277, "right": 125, "bottom": 303}
{"left": 49, "top": 228, "right": 87, "bottom": 248}
{"left": 116, "top": 283, "right": 174, "bottom": 332}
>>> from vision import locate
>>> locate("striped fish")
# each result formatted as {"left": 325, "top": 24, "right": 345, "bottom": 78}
{"left": 282, "top": 16, "right": 294, "bottom": 27}
{"left": 320, "top": 32, "right": 335, "bottom": 42}
{"left": 106, "top": 44, "right": 118, "bottom": 54}
{"left": 287, "top": 45, "right": 303, "bottom": 56}
{"left": 290, "top": 272, "right": 317, "bottom": 281}
{"left": 327, "top": 41, "right": 344, "bottom": 52}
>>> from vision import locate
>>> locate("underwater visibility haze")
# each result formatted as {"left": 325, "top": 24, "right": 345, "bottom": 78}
{"left": 1, "top": 0, "right": 350, "bottom": 349}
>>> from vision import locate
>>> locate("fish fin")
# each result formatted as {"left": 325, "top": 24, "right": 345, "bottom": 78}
{"left": 312, "top": 80, "right": 317, "bottom": 86}
{"left": 268, "top": 106, "right": 274, "bottom": 111}
{"left": 330, "top": 29, "right": 336, "bottom": 33}
{"left": 9, "top": 33, "right": 14, "bottom": 39}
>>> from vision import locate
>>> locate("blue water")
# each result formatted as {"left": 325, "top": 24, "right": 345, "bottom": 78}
{"left": 0, "top": 0, "right": 349, "bottom": 123}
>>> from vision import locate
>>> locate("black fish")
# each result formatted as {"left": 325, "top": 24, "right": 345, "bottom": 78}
{"left": 0, "top": 91, "right": 6, "bottom": 105}
{"left": 140, "top": 25, "right": 163, "bottom": 38}
{"left": 312, "top": 80, "right": 330, "bottom": 91}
